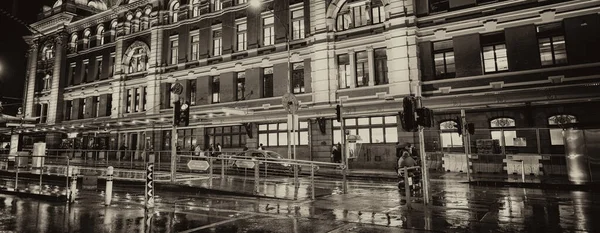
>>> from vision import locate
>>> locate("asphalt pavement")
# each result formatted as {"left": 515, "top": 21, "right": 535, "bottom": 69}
{"left": 0, "top": 172, "right": 599, "bottom": 233}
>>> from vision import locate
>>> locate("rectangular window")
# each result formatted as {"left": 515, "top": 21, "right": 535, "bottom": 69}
{"left": 190, "top": 80, "right": 197, "bottom": 106}
{"left": 258, "top": 121, "right": 309, "bottom": 147}
{"left": 351, "top": 4, "right": 368, "bottom": 28}
{"left": 82, "top": 60, "right": 89, "bottom": 82}
{"left": 237, "top": 72, "right": 246, "bottom": 100}
{"left": 41, "top": 104, "right": 48, "bottom": 123}
{"left": 441, "top": 132, "right": 463, "bottom": 147}
{"left": 537, "top": 23, "right": 567, "bottom": 66}
{"left": 170, "top": 36, "right": 179, "bottom": 64}
{"left": 191, "top": 33, "right": 200, "bottom": 61}
{"left": 80, "top": 98, "right": 86, "bottom": 119}
{"left": 292, "top": 62, "right": 305, "bottom": 94}
{"left": 429, "top": 0, "right": 449, "bottom": 13}
{"left": 374, "top": 48, "right": 388, "bottom": 85}
{"left": 212, "top": 29, "right": 222, "bottom": 56}
{"left": 96, "top": 57, "right": 103, "bottom": 80}
{"left": 110, "top": 53, "right": 116, "bottom": 76}
{"left": 211, "top": 0, "right": 222, "bottom": 12}
{"left": 262, "top": 67, "right": 273, "bottom": 98}
{"left": 333, "top": 116, "right": 398, "bottom": 144}
{"left": 355, "top": 51, "right": 369, "bottom": 87}
{"left": 211, "top": 76, "right": 220, "bottom": 103}
{"left": 92, "top": 96, "right": 99, "bottom": 118}
{"left": 135, "top": 88, "right": 141, "bottom": 112}
{"left": 372, "top": 4, "right": 384, "bottom": 24}
{"left": 491, "top": 130, "right": 517, "bottom": 147}
{"left": 206, "top": 126, "right": 246, "bottom": 148}
{"left": 291, "top": 8, "right": 305, "bottom": 40}
{"left": 338, "top": 54, "right": 350, "bottom": 89}
{"left": 236, "top": 21, "right": 247, "bottom": 51}
{"left": 65, "top": 100, "right": 73, "bottom": 120}
{"left": 167, "top": 83, "right": 174, "bottom": 108}
{"left": 263, "top": 15, "right": 275, "bottom": 46}
{"left": 106, "top": 94, "right": 112, "bottom": 116}
{"left": 142, "top": 87, "right": 147, "bottom": 111}
{"left": 126, "top": 89, "right": 132, "bottom": 113}
{"left": 433, "top": 40, "right": 455, "bottom": 79}
{"left": 69, "top": 63, "right": 76, "bottom": 86}
{"left": 481, "top": 33, "right": 508, "bottom": 73}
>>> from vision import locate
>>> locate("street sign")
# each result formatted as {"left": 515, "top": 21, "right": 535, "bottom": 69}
{"left": 282, "top": 93, "right": 299, "bottom": 114}
{"left": 187, "top": 160, "right": 210, "bottom": 171}
{"left": 171, "top": 83, "right": 183, "bottom": 95}
{"left": 235, "top": 160, "right": 256, "bottom": 169}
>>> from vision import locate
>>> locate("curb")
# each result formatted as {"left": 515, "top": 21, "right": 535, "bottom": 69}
{"left": 468, "top": 180, "right": 600, "bottom": 191}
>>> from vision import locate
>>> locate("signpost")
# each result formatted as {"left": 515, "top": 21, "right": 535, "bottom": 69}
{"left": 282, "top": 93, "right": 300, "bottom": 188}
{"left": 187, "top": 160, "right": 210, "bottom": 171}
{"left": 170, "top": 83, "right": 183, "bottom": 183}
{"left": 235, "top": 160, "right": 256, "bottom": 169}
{"left": 145, "top": 163, "right": 154, "bottom": 209}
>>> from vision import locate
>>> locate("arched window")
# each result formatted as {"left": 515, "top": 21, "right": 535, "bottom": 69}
{"left": 97, "top": 25, "right": 105, "bottom": 46}
{"left": 336, "top": 0, "right": 386, "bottom": 32}
{"left": 70, "top": 33, "right": 78, "bottom": 52}
{"left": 126, "top": 13, "right": 134, "bottom": 34}
{"left": 83, "top": 29, "right": 91, "bottom": 49}
{"left": 123, "top": 41, "right": 150, "bottom": 74}
{"left": 170, "top": 1, "right": 180, "bottom": 23}
{"left": 135, "top": 11, "right": 142, "bottom": 32}
{"left": 42, "top": 44, "right": 55, "bottom": 60}
{"left": 110, "top": 20, "right": 118, "bottom": 42}
{"left": 548, "top": 115, "right": 577, "bottom": 145}
{"left": 490, "top": 117, "right": 516, "bottom": 146}
{"left": 191, "top": 0, "right": 200, "bottom": 18}
{"left": 440, "top": 121, "right": 462, "bottom": 148}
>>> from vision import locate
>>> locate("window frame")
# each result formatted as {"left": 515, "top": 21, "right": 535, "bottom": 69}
{"left": 290, "top": 6, "right": 305, "bottom": 40}
{"left": 548, "top": 114, "right": 577, "bottom": 146}
{"left": 489, "top": 117, "right": 517, "bottom": 147}
{"left": 211, "top": 76, "right": 220, "bottom": 103}
{"left": 258, "top": 121, "right": 309, "bottom": 147}
{"left": 355, "top": 51, "right": 369, "bottom": 87}
{"left": 96, "top": 56, "right": 103, "bottom": 80}
{"left": 337, "top": 54, "right": 351, "bottom": 89}
{"left": 333, "top": 116, "right": 398, "bottom": 144}
{"left": 374, "top": 48, "right": 388, "bottom": 85}
{"left": 206, "top": 126, "right": 247, "bottom": 148}
{"left": 170, "top": 36, "right": 179, "bottom": 65}
{"left": 262, "top": 67, "right": 274, "bottom": 98}
{"left": 439, "top": 120, "right": 463, "bottom": 148}
{"left": 291, "top": 62, "right": 305, "bottom": 94}
{"left": 237, "top": 72, "right": 246, "bottom": 101}
{"left": 432, "top": 40, "right": 455, "bottom": 79}
{"left": 537, "top": 22, "right": 568, "bottom": 67}
{"left": 190, "top": 32, "right": 200, "bottom": 61}
{"left": 262, "top": 14, "right": 275, "bottom": 46}
{"left": 236, "top": 20, "right": 247, "bottom": 52}
{"left": 212, "top": 28, "right": 222, "bottom": 57}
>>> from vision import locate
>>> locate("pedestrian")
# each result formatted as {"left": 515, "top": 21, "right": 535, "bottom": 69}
{"left": 194, "top": 144, "right": 202, "bottom": 156}
{"left": 332, "top": 144, "right": 342, "bottom": 163}
{"left": 119, "top": 144, "right": 128, "bottom": 160}
{"left": 4, "top": 143, "right": 10, "bottom": 149}
{"left": 258, "top": 143, "right": 265, "bottom": 150}
{"left": 396, "top": 143, "right": 416, "bottom": 174}
{"left": 216, "top": 143, "right": 222, "bottom": 156}
{"left": 209, "top": 144, "right": 215, "bottom": 157}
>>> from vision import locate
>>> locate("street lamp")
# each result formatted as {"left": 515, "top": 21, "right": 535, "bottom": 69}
{"left": 250, "top": 0, "right": 295, "bottom": 160}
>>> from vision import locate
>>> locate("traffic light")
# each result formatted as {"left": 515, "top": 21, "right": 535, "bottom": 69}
{"left": 335, "top": 105, "right": 341, "bottom": 122}
{"left": 173, "top": 100, "right": 181, "bottom": 126}
{"left": 180, "top": 101, "right": 190, "bottom": 127}
{"left": 455, "top": 116, "right": 463, "bottom": 136}
{"left": 467, "top": 123, "right": 475, "bottom": 135}
{"left": 416, "top": 107, "right": 434, "bottom": 128}
{"left": 401, "top": 97, "right": 417, "bottom": 132}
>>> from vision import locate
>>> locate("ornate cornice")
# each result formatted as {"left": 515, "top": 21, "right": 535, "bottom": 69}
{"left": 67, "top": 0, "right": 154, "bottom": 32}
{"left": 30, "top": 13, "right": 75, "bottom": 35}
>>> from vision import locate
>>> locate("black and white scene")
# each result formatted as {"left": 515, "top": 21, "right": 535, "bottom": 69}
{"left": 0, "top": 0, "right": 599, "bottom": 232}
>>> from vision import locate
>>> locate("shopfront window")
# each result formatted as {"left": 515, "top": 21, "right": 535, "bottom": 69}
{"left": 333, "top": 116, "right": 397, "bottom": 144}
{"left": 258, "top": 121, "right": 308, "bottom": 147}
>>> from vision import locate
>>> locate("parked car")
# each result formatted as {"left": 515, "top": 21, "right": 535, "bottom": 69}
{"left": 233, "top": 149, "right": 319, "bottom": 174}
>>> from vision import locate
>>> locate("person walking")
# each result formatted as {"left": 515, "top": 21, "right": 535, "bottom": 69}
{"left": 257, "top": 143, "right": 265, "bottom": 150}
{"left": 194, "top": 144, "right": 203, "bottom": 157}
{"left": 332, "top": 144, "right": 342, "bottom": 163}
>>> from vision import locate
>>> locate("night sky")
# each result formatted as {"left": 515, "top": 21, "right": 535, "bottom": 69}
{"left": 0, "top": 0, "right": 48, "bottom": 114}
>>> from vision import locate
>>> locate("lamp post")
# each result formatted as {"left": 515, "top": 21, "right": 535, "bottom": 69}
{"left": 250, "top": 0, "right": 295, "bottom": 160}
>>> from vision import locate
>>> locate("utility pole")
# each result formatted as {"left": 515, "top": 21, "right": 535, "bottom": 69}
{"left": 461, "top": 109, "right": 471, "bottom": 182}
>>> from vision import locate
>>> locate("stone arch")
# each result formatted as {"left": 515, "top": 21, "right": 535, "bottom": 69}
{"left": 122, "top": 41, "right": 150, "bottom": 74}
{"left": 325, "top": 0, "right": 391, "bottom": 31}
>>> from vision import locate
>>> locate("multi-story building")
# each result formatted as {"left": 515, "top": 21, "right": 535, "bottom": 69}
{"left": 14, "top": 0, "right": 416, "bottom": 169}
{"left": 11, "top": 0, "right": 600, "bottom": 172}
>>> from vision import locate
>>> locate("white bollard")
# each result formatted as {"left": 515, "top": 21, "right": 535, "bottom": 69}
{"left": 105, "top": 166, "right": 114, "bottom": 206}
{"left": 69, "top": 173, "right": 77, "bottom": 203}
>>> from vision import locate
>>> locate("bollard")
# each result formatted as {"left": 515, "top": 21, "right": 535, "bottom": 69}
{"left": 342, "top": 164, "right": 348, "bottom": 194}
{"left": 69, "top": 173, "right": 78, "bottom": 203}
{"left": 208, "top": 158, "right": 213, "bottom": 188}
{"left": 310, "top": 165, "right": 315, "bottom": 200}
{"left": 221, "top": 158, "right": 225, "bottom": 179}
{"left": 521, "top": 160, "right": 525, "bottom": 183}
{"left": 105, "top": 166, "right": 114, "bottom": 206}
{"left": 403, "top": 167, "right": 411, "bottom": 210}
{"left": 254, "top": 160, "right": 259, "bottom": 194}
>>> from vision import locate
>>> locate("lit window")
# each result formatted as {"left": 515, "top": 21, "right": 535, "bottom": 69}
{"left": 237, "top": 72, "right": 246, "bottom": 101}
{"left": 482, "top": 33, "right": 508, "bottom": 73}
{"left": 126, "top": 89, "right": 132, "bottom": 113}
{"left": 548, "top": 115, "right": 577, "bottom": 145}
{"left": 333, "top": 116, "right": 397, "bottom": 144}
{"left": 440, "top": 121, "right": 462, "bottom": 147}
{"left": 258, "top": 122, "right": 309, "bottom": 146}
{"left": 206, "top": 126, "right": 247, "bottom": 148}
{"left": 211, "top": 0, "right": 222, "bottom": 12}
{"left": 537, "top": 23, "right": 567, "bottom": 66}
{"left": 263, "top": 15, "right": 274, "bottom": 46}
{"left": 83, "top": 29, "right": 91, "bottom": 49}
{"left": 372, "top": 2, "right": 385, "bottom": 24}
{"left": 97, "top": 25, "right": 105, "bottom": 46}
{"left": 490, "top": 118, "right": 516, "bottom": 146}
{"left": 190, "top": 80, "right": 197, "bottom": 106}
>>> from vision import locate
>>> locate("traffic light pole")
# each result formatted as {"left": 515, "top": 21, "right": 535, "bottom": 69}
{"left": 416, "top": 97, "right": 430, "bottom": 205}
{"left": 171, "top": 125, "right": 177, "bottom": 182}
{"left": 461, "top": 109, "right": 471, "bottom": 182}
{"left": 340, "top": 99, "right": 347, "bottom": 194}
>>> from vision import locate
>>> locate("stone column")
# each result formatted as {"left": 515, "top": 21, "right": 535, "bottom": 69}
{"left": 24, "top": 40, "right": 38, "bottom": 118}
{"left": 48, "top": 33, "right": 68, "bottom": 124}
{"left": 348, "top": 49, "right": 356, "bottom": 88}
{"left": 367, "top": 46, "right": 375, "bottom": 86}
{"left": 146, "top": 27, "right": 162, "bottom": 115}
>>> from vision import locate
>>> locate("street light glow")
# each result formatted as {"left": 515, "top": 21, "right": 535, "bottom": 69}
{"left": 249, "top": 0, "right": 262, "bottom": 8}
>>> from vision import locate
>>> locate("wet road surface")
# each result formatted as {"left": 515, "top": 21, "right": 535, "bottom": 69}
{"left": 0, "top": 177, "right": 599, "bottom": 233}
